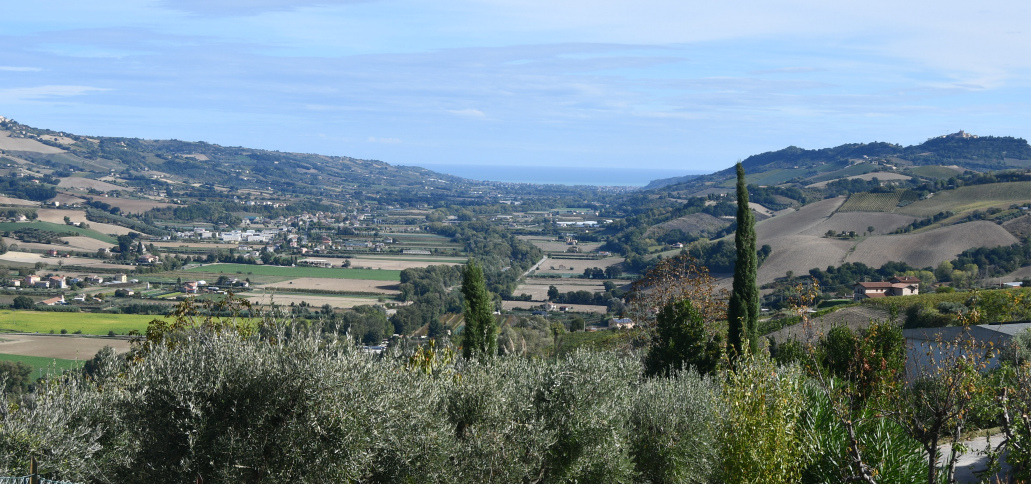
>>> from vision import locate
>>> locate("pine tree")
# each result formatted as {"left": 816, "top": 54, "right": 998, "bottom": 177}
{"left": 728, "top": 163, "right": 760, "bottom": 355}
{"left": 460, "top": 260, "right": 497, "bottom": 359}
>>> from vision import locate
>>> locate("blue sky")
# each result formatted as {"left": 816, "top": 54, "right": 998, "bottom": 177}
{"left": 0, "top": 0, "right": 1027, "bottom": 173}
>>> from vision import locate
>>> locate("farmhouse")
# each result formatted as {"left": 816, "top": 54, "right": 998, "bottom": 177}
{"left": 853, "top": 276, "right": 920, "bottom": 301}
{"left": 38, "top": 295, "right": 65, "bottom": 306}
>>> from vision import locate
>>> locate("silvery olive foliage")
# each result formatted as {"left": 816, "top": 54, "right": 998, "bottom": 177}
{"left": 0, "top": 323, "right": 724, "bottom": 483}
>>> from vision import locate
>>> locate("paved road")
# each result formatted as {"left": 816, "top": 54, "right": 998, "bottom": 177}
{"left": 939, "top": 434, "right": 1011, "bottom": 483}
{"left": 522, "top": 255, "right": 548, "bottom": 279}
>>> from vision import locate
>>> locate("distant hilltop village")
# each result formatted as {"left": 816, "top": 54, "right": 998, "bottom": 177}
{"left": 938, "top": 130, "right": 978, "bottom": 139}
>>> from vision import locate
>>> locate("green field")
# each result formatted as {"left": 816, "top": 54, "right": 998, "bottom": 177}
{"left": 0, "top": 310, "right": 154, "bottom": 335}
{"left": 898, "top": 182, "right": 1031, "bottom": 217}
{"left": 837, "top": 190, "right": 904, "bottom": 212}
{"left": 0, "top": 221, "right": 118, "bottom": 244}
{"left": 0, "top": 353, "right": 84, "bottom": 376}
{"left": 184, "top": 263, "right": 402, "bottom": 281}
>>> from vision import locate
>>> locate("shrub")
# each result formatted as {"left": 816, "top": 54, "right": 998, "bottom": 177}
{"left": 630, "top": 370, "right": 718, "bottom": 483}
{"left": 645, "top": 299, "right": 725, "bottom": 376}
{"left": 718, "top": 353, "right": 809, "bottom": 483}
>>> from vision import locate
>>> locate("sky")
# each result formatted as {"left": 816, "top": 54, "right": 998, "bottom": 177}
{"left": 0, "top": 0, "right": 1028, "bottom": 174}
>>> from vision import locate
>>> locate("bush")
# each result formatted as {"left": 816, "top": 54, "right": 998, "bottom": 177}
{"left": 645, "top": 299, "right": 724, "bottom": 376}
{"left": 630, "top": 370, "right": 718, "bottom": 483}
{"left": 718, "top": 353, "right": 809, "bottom": 483}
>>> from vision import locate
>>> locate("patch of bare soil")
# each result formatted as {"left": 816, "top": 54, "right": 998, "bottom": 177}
{"left": 57, "top": 178, "right": 126, "bottom": 192}
{"left": 0, "top": 334, "right": 129, "bottom": 360}
{"left": 800, "top": 212, "right": 919, "bottom": 236}
{"left": 846, "top": 221, "right": 1018, "bottom": 269}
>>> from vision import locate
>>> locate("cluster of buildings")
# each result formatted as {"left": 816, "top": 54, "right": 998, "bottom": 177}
{"left": 12, "top": 273, "right": 129, "bottom": 290}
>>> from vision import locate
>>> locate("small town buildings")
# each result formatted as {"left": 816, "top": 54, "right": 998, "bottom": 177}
{"left": 113, "top": 274, "right": 128, "bottom": 283}
{"left": 853, "top": 276, "right": 920, "bottom": 301}
{"left": 47, "top": 276, "right": 66, "bottom": 289}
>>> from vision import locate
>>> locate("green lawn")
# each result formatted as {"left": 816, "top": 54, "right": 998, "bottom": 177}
{"left": 0, "top": 353, "right": 84, "bottom": 376}
{"left": 0, "top": 310, "right": 155, "bottom": 335}
{"left": 0, "top": 221, "right": 118, "bottom": 244}
{"left": 184, "top": 263, "right": 402, "bottom": 281}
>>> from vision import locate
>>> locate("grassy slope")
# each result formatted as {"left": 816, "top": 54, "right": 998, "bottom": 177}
{"left": 0, "top": 310, "right": 155, "bottom": 335}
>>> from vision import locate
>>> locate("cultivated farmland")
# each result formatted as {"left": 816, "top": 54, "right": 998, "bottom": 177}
{"left": 897, "top": 182, "right": 1031, "bottom": 217}
{"left": 0, "top": 334, "right": 130, "bottom": 360}
{"left": 0, "top": 311, "right": 155, "bottom": 335}
{"left": 183, "top": 263, "right": 402, "bottom": 281}
{"left": 845, "top": 221, "right": 1019, "bottom": 269}
{"left": 798, "top": 212, "right": 919, "bottom": 236}
{"left": 261, "top": 277, "right": 400, "bottom": 294}
{"left": 836, "top": 190, "right": 908, "bottom": 213}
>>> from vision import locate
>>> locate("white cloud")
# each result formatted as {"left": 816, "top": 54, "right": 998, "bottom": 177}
{"left": 0, "top": 66, "right": 42, "bottom": 72}
{"left": 0, "top": 85, "right": 110, "bottom": 102}
{"left": 367, "top": 136, "right": 401, "bottom": 144}
{"left": 448, "top": 108, "right": 486, "bottom": 118}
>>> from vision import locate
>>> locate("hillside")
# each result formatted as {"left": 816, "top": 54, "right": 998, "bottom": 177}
{"left": 646, "top": 131, "right": 1031, "bottom": 194}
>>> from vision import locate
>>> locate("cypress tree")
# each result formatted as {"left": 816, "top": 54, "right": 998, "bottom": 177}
{"left": 727, "top": 163, "right": 760, "bottom": 355}
{"left": 460, "top": 260, "right": 497, "bottom": 359}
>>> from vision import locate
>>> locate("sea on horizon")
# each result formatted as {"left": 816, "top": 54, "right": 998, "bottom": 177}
{"left": 416, "top": 164, "right": 695, "bottom": 187}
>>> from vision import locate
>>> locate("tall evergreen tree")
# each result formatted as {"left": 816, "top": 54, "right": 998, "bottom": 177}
{"left": 728, "top": 163, "right": 760, "bottom": 355}
{"left": 460, "top": 260, "right": 497, "bottom": 359}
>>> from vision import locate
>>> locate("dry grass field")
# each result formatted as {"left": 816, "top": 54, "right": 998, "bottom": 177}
{"left": 845, "top": 221, "right": 1019, "bottom": 269}
{"left": 0, "top": 132, "right": 65, "bottom": 154}
{"left": 798, "top": 212, "right": 919, "bottom": 236}
{"left": 261, "top": 277, "right": 400, "bottom": 294}
{"left": 58, "top": 177, "right": 127, "bottom": 192}
{"left": 0, "top": 334, "right": 129, "bottom": 360}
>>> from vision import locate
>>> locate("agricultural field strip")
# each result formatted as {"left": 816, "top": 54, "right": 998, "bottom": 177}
{"left": 0, "top": 353, "right": 83, "bottom": 375}
{"left": 0, "top": 221, "right": 117, "bottom": 244}
{"left": 0, "top": 311, "right": 155, "bottom": 335}
{"left": 183, "top": 263, "right": 402, "bottom": 281}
